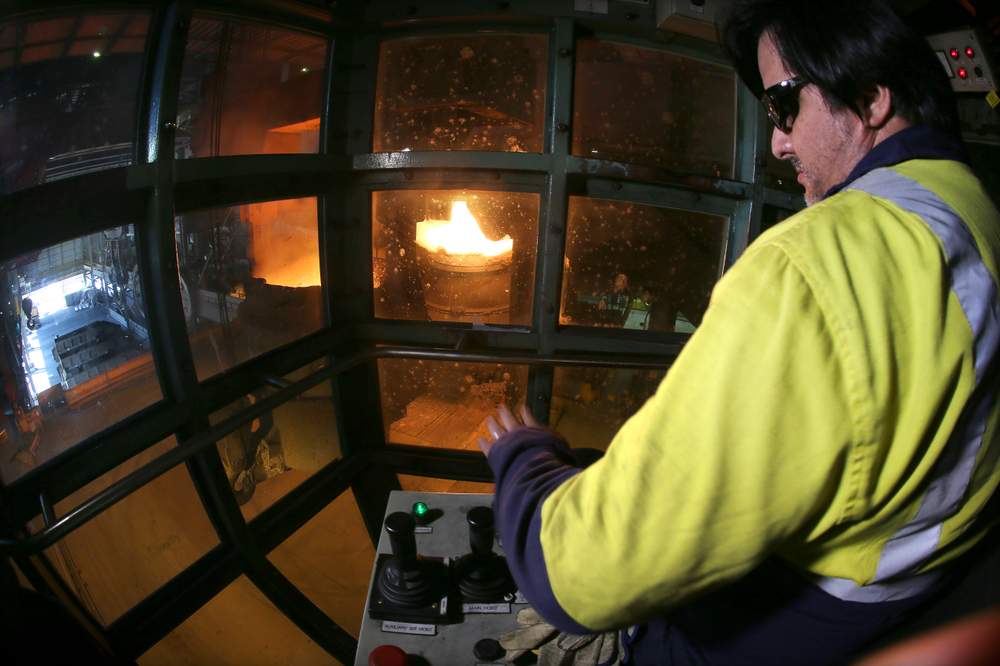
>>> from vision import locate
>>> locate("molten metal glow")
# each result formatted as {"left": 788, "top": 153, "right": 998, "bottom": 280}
{"left": 254, "top": 254, "right": 321, "bottom": 288}
{"left": 246, "top": 199, "right": 322, "bottom": 288}
{"left": 415, "top": 200, "right": 513, "bottom": 257}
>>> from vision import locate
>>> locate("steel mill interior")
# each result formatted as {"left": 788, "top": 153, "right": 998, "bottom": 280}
{"left": 2, "top": 1, "right": 999, "bottom": 664}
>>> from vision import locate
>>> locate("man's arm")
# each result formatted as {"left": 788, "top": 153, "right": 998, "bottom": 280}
{"left": 485, "top": 241, "right": 870, "bottom": 632}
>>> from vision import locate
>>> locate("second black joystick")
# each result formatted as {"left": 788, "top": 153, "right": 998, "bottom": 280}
{"left": 455, "top": 506, "right": 514, "bottom": 603}
{"left": 468, "top": 506, "right": 496, "bottom": 556}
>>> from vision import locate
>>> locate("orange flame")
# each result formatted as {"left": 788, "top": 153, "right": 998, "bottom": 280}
{"left": 415, "top": 201, "right": 513, "bottom": 257}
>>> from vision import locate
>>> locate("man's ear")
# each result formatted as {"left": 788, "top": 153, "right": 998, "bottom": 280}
{"left": 859, "top": 84, "right": 894, "bottom": 128}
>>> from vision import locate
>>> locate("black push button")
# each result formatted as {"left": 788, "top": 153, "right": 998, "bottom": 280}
{"left": 473, "top": 638, "right": 505, "bottom": 662}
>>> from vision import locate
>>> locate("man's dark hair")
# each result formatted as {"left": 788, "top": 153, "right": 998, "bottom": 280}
{"left": 721, "top": 0, "right": 960, "bottom": 135}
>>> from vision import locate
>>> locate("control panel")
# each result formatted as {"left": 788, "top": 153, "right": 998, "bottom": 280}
{"left": 927, "top": 29, "right": 996, "bottom": 93}
{"left": 356, "top": 491, "right": 529, "bottom": 666}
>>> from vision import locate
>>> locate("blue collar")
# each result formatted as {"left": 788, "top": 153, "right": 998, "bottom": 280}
{"left": 823, "top": 126, "right": 969, "bottom": 200}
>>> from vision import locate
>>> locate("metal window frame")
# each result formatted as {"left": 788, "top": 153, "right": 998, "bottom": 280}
{"left": 0, "top": 3, "right": 783, "bottom": 664}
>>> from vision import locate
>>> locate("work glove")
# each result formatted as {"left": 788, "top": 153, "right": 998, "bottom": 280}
{"left": 499, "top": 606, "right": 622, "bottom": 665}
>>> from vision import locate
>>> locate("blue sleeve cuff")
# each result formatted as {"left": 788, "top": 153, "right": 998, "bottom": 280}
{"left": 488, "top": 427, "right": 593, "bottom": 634}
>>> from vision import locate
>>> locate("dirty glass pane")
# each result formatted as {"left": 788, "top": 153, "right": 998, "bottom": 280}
{"left": 573, "top": 39, "right": 736, "bottom": 178}
{"left": 378, "top": 358, "right": 529, "bottom": 450}
{"left": 138, "top": 575, "right": 338, "bottom": 666}
{"left": 176, "top": 198, "right": 324, "bottom": 380}
{"left": 550, "top": 366, "right": 666, "bottom": 451}
{"left": 560, "top": 197, "right": 728, "bottom": 332}
{"left": 210, "top": 357, "right": 338, "bottom": 521}
{"left": 373, "top": 190, "right": 538, "bottom": 325}
{"left": 28, "top": 437, "right": 218, "bottom": 626}
{"left": 176, "top": 16, "right": 327, "bottom": 158}
{"left": 0, "top": 12, "right": 149, "bottom": 195}
{"left": 268, "top": 489, "right": 373, "bottom": 640}
{"left": 0, "top": 225, "right": 161, "bottom": 483}
{"left": 398, "top": 474, "right": 494, "bottom": 494}
{"left": 374, "top": 34, "right": 547, "bottom": 153}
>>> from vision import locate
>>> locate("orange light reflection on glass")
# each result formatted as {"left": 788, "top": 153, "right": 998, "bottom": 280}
{"left": 245, "top": 198, "right": 321, "bottom": 287}
{"left": 268, "top": 117, "right": 321, "bottom": 135}
{"left": 262, "top": 117, "right": 321, "bottom": 154}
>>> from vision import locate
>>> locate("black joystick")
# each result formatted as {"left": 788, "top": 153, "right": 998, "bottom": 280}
{"left": 387, "top": 511, "right": 418, "bottom": 563}
{"left": 455, "top": 506, "right": 514, "bottom": 603}
{"left": 468, "top": 506, "right": 496, "bottom": 556}
{"left": 377, "top": 512, "right": 436, "bottom": 607}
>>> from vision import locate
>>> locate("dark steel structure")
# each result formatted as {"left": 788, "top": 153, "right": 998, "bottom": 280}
{"left": 0, "top": 1, "right": 805, "bottom": 662}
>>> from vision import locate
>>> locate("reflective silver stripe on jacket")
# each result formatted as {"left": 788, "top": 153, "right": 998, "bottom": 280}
{"left": 814, "top": 167, "right": 1000, "bottom": 603}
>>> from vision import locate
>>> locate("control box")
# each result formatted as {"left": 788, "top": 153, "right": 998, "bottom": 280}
{"left": 926, "top": 29, "right": 997, "bottom": 94}
{"left": 356, "top": 491, "right": 529, "bottom": 666}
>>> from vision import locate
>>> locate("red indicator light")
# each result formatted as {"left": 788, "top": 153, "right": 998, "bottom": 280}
{"left": 950, "top": 48, "right": 960, "bottom": 59}
{"left": 965, "top": 46, "right": 975, "bottom": 58}
{"left": 958, "top": 67, "right": 969, "bottom": 79}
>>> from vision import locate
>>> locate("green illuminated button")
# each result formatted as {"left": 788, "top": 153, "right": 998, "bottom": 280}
{"left": 412, "top": 501, "right": 437, "bottom": 526}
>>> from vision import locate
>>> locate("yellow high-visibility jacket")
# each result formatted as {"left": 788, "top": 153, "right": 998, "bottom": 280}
{"left": 489, "top": 155, "right": 1000, "bottom": 633}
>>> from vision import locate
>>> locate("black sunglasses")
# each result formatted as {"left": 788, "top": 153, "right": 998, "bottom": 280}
{"left": 761, "top": 76, "right": 809, "bottom": 133}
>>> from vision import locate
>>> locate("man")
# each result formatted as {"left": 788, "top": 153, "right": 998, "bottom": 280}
{"left": 478, "top": 1, "right": 1000, "bottom": 664}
